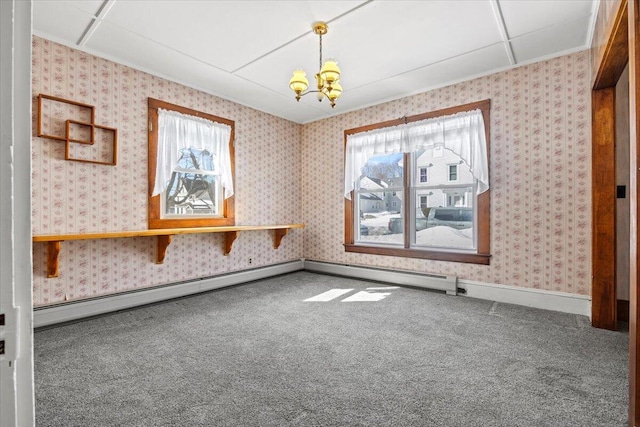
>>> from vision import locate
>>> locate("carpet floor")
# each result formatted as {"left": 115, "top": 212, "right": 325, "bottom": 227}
{"left": 34, "top": 271, "right": 628, "bottom": 426}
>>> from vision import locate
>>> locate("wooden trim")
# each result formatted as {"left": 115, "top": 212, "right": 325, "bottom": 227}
{"left": 155, "top": 235, "right": 172, "bottom": 264}
{"left": 593, "top": 0, "right": 629, "bottom": 90}
{"left": 619, "top": 299, "right": 630, "bottom": 322}
{"left": 592, "top": 87, "right": 618, "bottom": 330}
{"left": 477, "top": 107, "right": 491, "bottom": 255}
{"left": 32, "top": 224, "right": 304, "bottom": 242}
{"left": 343, "top": 100, "right": 491, "bottom": 265}
{"left": 46, "top": 241, "right": 61, "bottom": 278}
{"left": 344, "top": 99, "right": 491, "bottom": 136}
{"left": 344, "top": 194, "right": 354, "bottom": 245}
{"left": 273, "top": 228, "right": 288, "bottom": 249}
{"left": 630, "top": 1, "right": 640, "bottom": 424}
{"left": 32, "top": 224, "right": 304, "bottom": 277}
{"left": 147, "top": 98, "right": 235, "bottom": 229}
{"left": 224, "top": 231, "right": 238, "bottom": 256}
{"left": 344, "top": 244, "right": 490, "bottom": 265}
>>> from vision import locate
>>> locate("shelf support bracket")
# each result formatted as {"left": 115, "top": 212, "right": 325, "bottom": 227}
{"left": 46, "top": 241, "right": 62, "bottom": 278}
{"left": 273, "top": 229, "right": 288, "bottom": 249}
{"left": 155, "top": 235, "right": 173, "bottom": 264}
{"left": 224, "top": 231, "right": 239, "bottom": 255}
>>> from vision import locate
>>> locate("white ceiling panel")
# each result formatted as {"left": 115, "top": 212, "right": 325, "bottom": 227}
{"left": 85, "top": 20, "right": 325, "bottom": 124}
{"left": 499, "top": 0, "right": 593, "bottom": 38}
{"left": 314, "top": 0, "right": 503, "bottom": 89}
{"left": 336, "top": 43, "right": 512, "bottom": 114}
{"left": 99, "top": 1, "right": 365, "bottom": 73}
{"left": 510, "top": 15, "right": 591, "bottom": 64}
{"left": 32, "top": 0, "right": 598, "bottom": 124}
{"left": 236, "top": 1, "right": 502, "bottom": 103}
{"left": 32, "top": 1, "right": 95, "bottom": 44}
{"left": 60, "top": 0, "right": 107, "bottom": 16}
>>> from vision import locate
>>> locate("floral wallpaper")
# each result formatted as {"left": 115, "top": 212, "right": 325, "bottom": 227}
{"left": 31, "top": 36, "right": 592, "bottom": 306}
{"left": 302, "top": 51, "right": 592, "bottom": 296}
{"left": 31, "top": 37, "right": 303, "bottom": 306}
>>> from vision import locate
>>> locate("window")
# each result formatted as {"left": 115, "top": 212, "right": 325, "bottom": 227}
{"left": 343, "top": 100, "right": 490, "bottom": 264}
{"left": 148, "top": 98, "right": 235, "bottom": 229}
{"left": 448, "top": 164, "right": 458, "bottom": 181}
{"left": 419, "top": 167, "right": 428, "bottom": 183}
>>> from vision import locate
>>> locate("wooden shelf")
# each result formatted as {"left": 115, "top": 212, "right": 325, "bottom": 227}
{"left": 33, "top": 224, "right": 304, "bottom": 278}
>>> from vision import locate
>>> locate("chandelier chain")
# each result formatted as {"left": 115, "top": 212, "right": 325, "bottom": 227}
{"left": 319, "top": 33, "right": 323, "bottom": 72}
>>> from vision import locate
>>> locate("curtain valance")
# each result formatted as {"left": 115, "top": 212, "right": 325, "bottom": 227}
{"left": 344, "top": 109, "right": 489, "bottom": 199}
{"left": 153, "top": 108, "right": 234, "bottom": 199}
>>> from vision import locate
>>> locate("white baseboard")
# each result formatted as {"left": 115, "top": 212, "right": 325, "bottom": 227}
{"left": 34, "top": 260, "right": 304, "bottom": 328}
{"left": 303, "top": 260, "right": 591, "bottom": 318}
{"left": 457, "top": 278, "right": 591, "bottom": 317}
{"left": 34, "top": 259, "right": 592, "bottom": 328}
{"left": 303, "top": 260, "right": 457, "bottom": 295}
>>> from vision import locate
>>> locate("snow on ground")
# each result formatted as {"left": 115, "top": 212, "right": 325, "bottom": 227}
{"left": 361, "top": 212, "right": 399, "bottom": 228}
{"left": 360, "top": 211, "right": 473, "bottom": 248}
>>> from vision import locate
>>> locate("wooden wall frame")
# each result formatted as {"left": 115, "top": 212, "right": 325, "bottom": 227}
{"left": 36, "top": 94, "right": 118, "bottom": 165}
{"left": 65, "top": 120, "right": 118, "bottom": 166}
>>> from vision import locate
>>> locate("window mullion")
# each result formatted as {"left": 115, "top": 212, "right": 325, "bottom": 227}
{"left": 403, "top": 152, "right": 410, "bottom": 249}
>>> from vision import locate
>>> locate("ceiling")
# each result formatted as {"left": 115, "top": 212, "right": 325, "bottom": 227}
{"left": 32, "top": 0, "right": 599, "bottom": 124}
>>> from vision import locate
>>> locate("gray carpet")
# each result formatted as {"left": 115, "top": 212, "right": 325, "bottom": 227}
{"left": 34, "top": 271, "right": 628, "bottom": 426}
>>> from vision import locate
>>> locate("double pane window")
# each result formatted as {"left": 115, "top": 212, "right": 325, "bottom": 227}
{"left": 344, "top": 100, "right": 491, "bottom": 264}
{"left": 355, "top": 150, "right": 476, "bottom": 251}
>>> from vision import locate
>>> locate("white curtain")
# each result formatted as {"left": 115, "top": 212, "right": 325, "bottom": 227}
{"left": 153, "top": 108, "right": 234, "bottom": 199}
{"left": 344, "top": 109, "right": 489, "bottom": 199}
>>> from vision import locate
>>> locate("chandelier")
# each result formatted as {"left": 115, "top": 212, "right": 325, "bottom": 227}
{"left": 289, "top": 22, "right": 342, "bottom": 108}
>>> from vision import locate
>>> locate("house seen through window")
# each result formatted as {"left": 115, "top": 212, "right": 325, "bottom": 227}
{"left": 163, "top": 148, "right": 222, "bottom": 217}
{"left": 344, "top": 100, "right": 490, "bottom": 264}
{"left": 148, "top": 98, "right": 235, "bottom": 229}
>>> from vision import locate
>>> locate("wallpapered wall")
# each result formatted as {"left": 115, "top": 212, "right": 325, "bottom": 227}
{"left": 31, "top": 37, "right": 303, "bottom": 306}
{"left": 32, "top": 36, "right": 592, "bottom": 305}
{"left": 302, "top": 51, "right": 591, "bottom": 295}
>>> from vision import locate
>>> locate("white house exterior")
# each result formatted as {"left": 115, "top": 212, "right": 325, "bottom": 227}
{"left": 414, "top": 148, "right": 475, "bottom": 210}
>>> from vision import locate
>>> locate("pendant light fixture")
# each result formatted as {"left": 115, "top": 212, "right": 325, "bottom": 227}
{"left": 289, "top": 22, "right": 342, "bottom": 108}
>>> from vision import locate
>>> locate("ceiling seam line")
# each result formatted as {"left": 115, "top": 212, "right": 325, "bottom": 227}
{"left": 508, "top": 13, "right": 595, "bottom": 41}
{"left": 77, "top": 0, "right": 116, "bottom": 46}
{"left": 231, "top": 0, "right": 375, "bottom": 74}
{"left": 490, "top": 0, "right": 515, "bottom": 65}
{"left": 346, "top": 42, "right": 507, "bottom": 92}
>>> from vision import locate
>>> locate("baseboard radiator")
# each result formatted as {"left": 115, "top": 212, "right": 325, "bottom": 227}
{"left": 34, "top": 260, "right": 304, "bottom": 328}
{"left": 303, "top": 260, "right": 457, "bottom": 296}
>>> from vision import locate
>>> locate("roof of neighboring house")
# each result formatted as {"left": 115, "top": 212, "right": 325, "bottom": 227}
{"left": 360, "top": 193, "right": 383, "bottom": 201}
{"left": 359, "top": 176, "right": 387, "bottom": 191}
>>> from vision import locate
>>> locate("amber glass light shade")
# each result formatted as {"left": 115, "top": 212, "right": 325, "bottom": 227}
{"left": 327, "top": 82, "right": 342, "bottom": 101}
{"left": 320, "top": 59, "right": 340, "bottom": 85}
{"left": 289, "top": 70, "right": 309, "bottom": 94}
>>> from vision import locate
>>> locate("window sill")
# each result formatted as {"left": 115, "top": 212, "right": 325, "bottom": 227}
{"left": 344, "top": 244, "right": 490, "bottom": 265}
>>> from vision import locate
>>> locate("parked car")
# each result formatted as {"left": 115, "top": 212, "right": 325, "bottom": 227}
{"left": 426, "top": 207, "right": 472, "bottom": 229}
{"left": 388, "top": 207, "right": 472, "bottom": 233}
